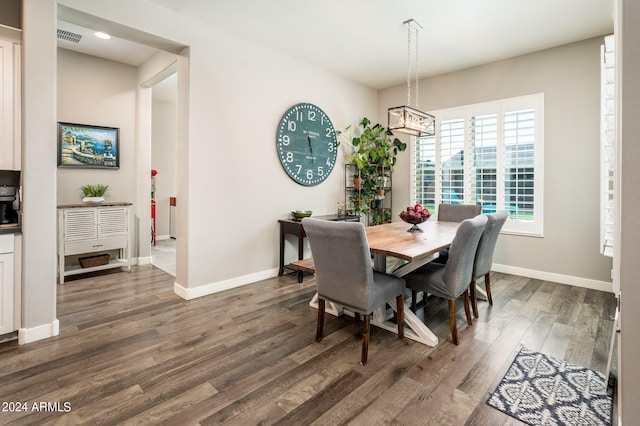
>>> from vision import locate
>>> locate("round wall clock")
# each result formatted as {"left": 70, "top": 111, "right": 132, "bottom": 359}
{"left": 276, "top": 103, "right": 338, "bottom": 186}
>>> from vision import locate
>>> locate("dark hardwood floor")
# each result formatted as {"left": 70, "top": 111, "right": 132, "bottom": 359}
{"left": 0, "top": 265, "right": 616, "bottom": 425}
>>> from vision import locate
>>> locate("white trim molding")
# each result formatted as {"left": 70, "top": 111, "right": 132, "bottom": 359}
{"left": 174, "top": 268, "right": 280, "bottom": 300}
{"left": 171, "top": 263, "right": 613, "bottom": 301}
{"left": 135, "top": 256, "right": 153, "bottom": 266}
{"left": 18, "top": 319, "right": 59, "bottom": 345}
{"left": 492, "top": 263, "right": 613, "bottom": 293}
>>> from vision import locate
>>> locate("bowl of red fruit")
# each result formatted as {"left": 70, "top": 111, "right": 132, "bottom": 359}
{"left": 399, "top": 204, "right": 431, "bottom": 232}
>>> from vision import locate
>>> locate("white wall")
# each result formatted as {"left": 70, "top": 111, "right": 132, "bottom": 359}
{"left": 27, "top": 0, "right": 614, "bottom": 334}
{"left": 151, "top": 96, "right": 176, "bottom": 238}
{"left": 56, "top": 49, "right": 137, "bottom": 206}
{"left": 177, "top": 31, "right": 377, "bottom": 296}
{"left": 618, "top": 0, "right": 640, "bottom": 421}
{"left": 33, "top": 0, "right": 377, "bottom": 304}
{"left": 20, "top": 0, "right": 58, "bottom": 343}
{"left": 378, "top": 37, "right": 613, "bottom": 287}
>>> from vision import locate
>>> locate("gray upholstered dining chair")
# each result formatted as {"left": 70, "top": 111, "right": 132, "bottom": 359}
{"left": 404, "top": 215, "right": 487, "bottom": 345}
{"left": 433, "top": 203, "right": 482, "bottom": 264}
{"left": 470, "top": 211, "right": 508, "bottom": 318}
{"left": 410, "top": 202, "right": 483, "bottom": 307}
{"left": 301, "top": 218, "right": 405, "bottom": 366}
{"left": 437, "top": 203, "right": 482, "bottom": 223}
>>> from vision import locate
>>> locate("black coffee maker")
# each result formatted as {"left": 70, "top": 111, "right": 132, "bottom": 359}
{"left": 0, "top": 171, "right": 20, "bottom": 226}
{"left": 0, "top": 185, "right": 17, "bottom": 224}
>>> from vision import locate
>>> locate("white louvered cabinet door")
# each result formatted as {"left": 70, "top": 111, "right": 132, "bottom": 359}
{"left": 64, "top": 208, "right": 97, "bottom": 241}
{"left": 97, "top": 207, "right": 128, "bottom": 238}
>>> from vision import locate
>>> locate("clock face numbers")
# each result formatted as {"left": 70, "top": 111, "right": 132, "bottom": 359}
{"left": 276, "top": 103, "right": 337, "bottom": 186}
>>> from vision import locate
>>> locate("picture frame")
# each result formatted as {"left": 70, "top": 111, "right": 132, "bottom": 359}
{"left": 57, "top": 122, "right": 120, "bottom": 169}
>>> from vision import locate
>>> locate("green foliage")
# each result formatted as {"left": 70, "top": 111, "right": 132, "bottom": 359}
{"left": 338, "top": 117, "right": 407, "bottom": 172}
{"left": 348, "top": 191, "right": 374, "bottom": 217}
{"left": 371, "top": 211, "right": 384, "bottom": 226}
{"left": 80, "top": 183, "right": 109, "bottom": 197}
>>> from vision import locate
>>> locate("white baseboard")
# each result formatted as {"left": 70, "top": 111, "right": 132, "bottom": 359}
{"left": 18, "top": 319, "right": 59, "bottom": 344}
{"left": 492, "top": 263, "right": 613, "bottom": 293}
{"left": 136, "top": 256, "right": 153, "bottom": 266}
{"left": 174, "top": 268, "right": 279, "bottom": 300}
{"left": 171, "top": 263, "right": 613, "bottom": 301}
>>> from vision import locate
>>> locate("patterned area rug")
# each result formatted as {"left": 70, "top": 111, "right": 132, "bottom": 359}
{"left": 487, "top": 347, "right": 613, "bottom": 426}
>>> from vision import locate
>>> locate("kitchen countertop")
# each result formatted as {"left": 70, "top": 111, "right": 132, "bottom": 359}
{"left": 0, "top": 223, "right": 21, "bottom": 234}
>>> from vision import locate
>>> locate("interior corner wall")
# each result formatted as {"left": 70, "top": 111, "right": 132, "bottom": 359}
{"left": 56, "top": 49, "right": 138, "bottom": 207}
{"left": 378, "top": 36, "right": 613, "bottom": 285}
{"left": 151, "top": 98, "right": 177, "bottom": 238}
{"left": 20, "top": 0, "right": 58, "bottom": 341}
{"left": 55, "top": 0, "right": 377, "bottom": 296}
{"left": 618, "top": 0, "right": 640, "bottom": 422}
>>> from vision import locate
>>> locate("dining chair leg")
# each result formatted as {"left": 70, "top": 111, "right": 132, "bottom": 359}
{"left": 447, "top": 300, "right": 459, "bottom": 345}
{"left": 463, "top": 291, "right": 473, "bottom": 326}
{"left": 470, "top": 280, "right": 479, "bottom": 318}
{"left": 411, "top": 290, "right": 418, "bottom": 311}
{"left": 485, "top": 273, "right": 493, "bottom": 305}
{"left": 316, "top": 298, "right": 325, "bottom": 342}
{"left": 361, "top": 314, "right": 371, "bottom": 366}
{"left": 396, "top": 294, "right": 405, "bottom": 339}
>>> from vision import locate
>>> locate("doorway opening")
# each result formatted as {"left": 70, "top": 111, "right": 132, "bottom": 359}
{"left": 150, "top": 72, "right": 177, "bottom": 276}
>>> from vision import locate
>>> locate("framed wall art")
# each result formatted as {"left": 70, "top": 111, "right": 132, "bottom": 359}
{"left": 57, "top": 122, "right": 120, "bottom": 169}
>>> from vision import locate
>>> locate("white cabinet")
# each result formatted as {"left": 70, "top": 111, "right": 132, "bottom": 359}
{"left": 57, "top": 203, "right": 132, "bottom": 284}
{"left": 0, "top": 234, "right": 15, "bottom": 335}
{"left": 0, "top": 36, "right": 20, "bottom": 171}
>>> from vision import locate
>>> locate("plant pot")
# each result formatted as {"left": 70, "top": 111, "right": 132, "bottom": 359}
{"left": 353, "top": 177, "right": 363, "bottom": 188}
{"left": 82, "top": 196, "right": 105, "bottom": 204}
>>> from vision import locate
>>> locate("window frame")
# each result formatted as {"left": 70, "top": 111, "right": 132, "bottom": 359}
{"left": 411, "top": 93, "right": 544, "bottom": 237}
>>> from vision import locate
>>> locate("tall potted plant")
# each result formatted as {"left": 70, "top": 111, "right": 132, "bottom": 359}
{"left": 339, "top": 117, "right": 407, "bottom": 173}
{"left": 339, "top": 118, "right": 407, "bottom": 220}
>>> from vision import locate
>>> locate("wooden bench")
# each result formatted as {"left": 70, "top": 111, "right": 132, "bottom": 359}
{"left": 289, "top": 258, "right": 315, "bottom": 283}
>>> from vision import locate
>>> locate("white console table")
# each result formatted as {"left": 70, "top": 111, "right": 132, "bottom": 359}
{"left": 57, "top": 202, "right": 132, "bottom": 284}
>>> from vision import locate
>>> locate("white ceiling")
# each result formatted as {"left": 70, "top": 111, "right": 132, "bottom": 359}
{"left": 58, "top": 0, "right": 614, "bottom": 90}
{"left": 57, "top": 20, "right": 158, "bottom": 67}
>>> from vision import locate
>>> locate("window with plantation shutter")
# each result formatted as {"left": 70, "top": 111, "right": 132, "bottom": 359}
{"left": 600, "top": 35, "right": 615, "bottom": 257}
{"left": 504, "top": 109, "right": 536, "bottom": 222}
{"left": 411, "top": 93, "right": 544, "bottom": 236}
{"left": 440, "top": 119, "right": 466, "bottom": 204}
{"left": 472, "top": 114, "right": 498, "bottom": 212}
{"left": 414, "top": 134, "right": 436, "bottom": 213}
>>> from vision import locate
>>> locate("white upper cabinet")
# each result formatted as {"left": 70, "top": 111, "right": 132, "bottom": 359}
{"left": 0, "top": 37, "right": 20, "bottom": 171}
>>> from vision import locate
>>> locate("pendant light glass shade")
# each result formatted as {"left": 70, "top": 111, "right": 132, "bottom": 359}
{"left": 388, "top": 105, "right": 435, "bottom": 137}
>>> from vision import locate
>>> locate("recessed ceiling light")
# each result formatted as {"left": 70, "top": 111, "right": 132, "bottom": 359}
{"left": 94, "top": 32, "right": 111, "bottom": 40}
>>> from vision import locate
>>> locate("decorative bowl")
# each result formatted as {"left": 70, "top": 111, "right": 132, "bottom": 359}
{"left": 399, "top": 206, "right": 431, "bottom": 232}
{"left": 292, "top": 210, "right": 312, "bottom": 219}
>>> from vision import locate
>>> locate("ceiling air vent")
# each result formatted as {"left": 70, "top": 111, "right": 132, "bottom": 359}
{"left": 57, "top": 29, "right": 83, "bottom": 44}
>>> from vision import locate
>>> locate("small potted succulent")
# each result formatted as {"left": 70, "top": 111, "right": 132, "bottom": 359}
{"left": 80, "top": 183, "right": 109, "bottom": 203}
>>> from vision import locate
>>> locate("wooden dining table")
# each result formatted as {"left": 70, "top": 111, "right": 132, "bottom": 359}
{"left": 309, "top": 219, "right": 460, "bottom": 347}
{"left": 366, "top": 220, "right": 459, "bottom": 347}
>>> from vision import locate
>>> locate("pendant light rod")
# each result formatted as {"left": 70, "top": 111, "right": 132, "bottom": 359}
{"left": 403, "top": 19, "right": 422, "bottom": 109}
{"left": 387, "top": 18, "right": 435, "bottom": 137}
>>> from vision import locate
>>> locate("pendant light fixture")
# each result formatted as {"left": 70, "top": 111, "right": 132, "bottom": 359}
{"left": 388, "top": 19, "right": 435, "bottom": 137}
